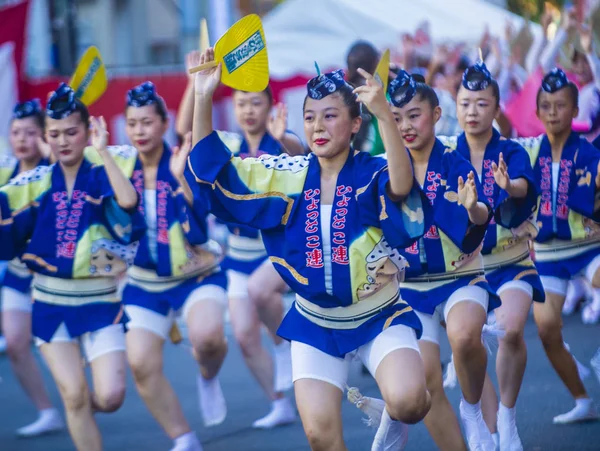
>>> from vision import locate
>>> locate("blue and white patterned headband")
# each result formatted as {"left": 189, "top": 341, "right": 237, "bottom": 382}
{"left": 462, "top": 60, "right": 493, "bottom": 91}
{"left": 46, "top": 83, "right": 78, "bottom": 120}
{"left": 127, "top": 81, "right": 161, "bottom": 107}
{"left": 387, "top": 70, "right": 417, "bottom": 108}
{"left": 306, "top": 65, "right": 352, "bottom": 100}
{"left": 13, "top": 99, "right": 42, "bottom": 120}
{"left": 541, "top": 68, "right": 570, "bottom": 93}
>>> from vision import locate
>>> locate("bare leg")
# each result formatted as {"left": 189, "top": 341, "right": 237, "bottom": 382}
{"left": 419, "top": 341, "right": 466, "bottom": 450}
{"left": 295, "top": 378, "right": 346, "bottom": 451}
{"left": 495, "top": 289, "right": 531, "bottom": 408}
{"left": 3, "top": 310, "right": 53, "bottom": 410}
{"left": 229, "top": 294, "right": 279, "bottom": 400}
{"left": 481, "top": 372, "right": 498, "bottom": 433}
{"left": 89, "top": 350, "right": 126, "bottom": 413}
{"left": 446, "top": 301, "right": 488, "bottom": 404}
{"left": 127, "top": 329, "right": 192, "bottom": 439}
{"left": 247, "top": 260, "right": 288, "bottom": 343}
{"left": 41, "top": 342, "right": 102, "bottom": 451}
{"left": 534, "top": 292, "right": 588, "bottom": 399}
{"left": 187, "top": 298, "right": 227, "bottom": 379}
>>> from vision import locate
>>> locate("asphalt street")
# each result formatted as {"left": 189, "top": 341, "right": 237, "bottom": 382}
{"left": 0, "top": 315, "right": 598, "bottom": 451}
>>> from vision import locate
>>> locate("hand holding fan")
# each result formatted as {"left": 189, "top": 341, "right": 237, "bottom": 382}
{"left": 188, "top": 14, "right": 269, "bottom": 92}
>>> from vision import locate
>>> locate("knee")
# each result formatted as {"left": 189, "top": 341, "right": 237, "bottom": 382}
{"left": 384, "top": 387, "right": 430, "bottom": 425}
{"left": 61, "top": 384, "right": 90, "bottom": 413}
{"left": 94, "top": 387, "right": 125, "bottom": 413}
{"left": 192, "top": 329, "right": 225, "bottom": 357}
{"left": 447, "top": 324, "right": 482, "bottom": 356}
{"left": 303, "top": 418, "right": 343, "bottom": 451}
{"left": 5, "top": 333, "right": 29, "bottom": 362}
{"left": 501, "top": 327, "right": 524, "bottom": 348}
{"left": 129, "top": 354, "right": 161, "bottom": 385}
{"left": 535, "top": 316, "right": 561, "bottom": 344}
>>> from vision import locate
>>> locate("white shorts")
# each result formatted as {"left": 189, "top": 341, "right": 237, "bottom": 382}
{"left": 226, "top": 269, "right": 249, "bottom": 299}
{"left": 125, "top": 284, "right": 227, "bottom": 341}
{"left": 497, "top": 280, "right": 534, "bottom": 298}
{"left": 1, "top": 287, "right": 32, "bottom": 313}
{"left": 416, "top": 285, "right": 489, "bottom": 345}
{"left": 540, "top": 254, "right": 600, "bottom": 296}
{"left": 291, "top": 324, "right": 420, "bottom": 392}
{"left": 35, "top": 323, "right": 126, "bottom": 363}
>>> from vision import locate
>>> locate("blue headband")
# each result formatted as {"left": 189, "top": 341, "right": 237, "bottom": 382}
{"left": 46, "top": 83, "right": 78, "bottom": 119}
{"left": 462, "top": 60, "right": 493, "bottom": 91}
{"left": 306, "top": 68, "right": 351, "bottom": 100}
{"left": 387, "top": 70, "right": 417, "bottom": 108}
{"left": 127, "top": 81, "right": 161, "bottom": 107}
{"left": 13, "top": 99, "right": 42, "bottom": 120}
{"left": 542, "top": 68, "right": 570, "bottom": 93}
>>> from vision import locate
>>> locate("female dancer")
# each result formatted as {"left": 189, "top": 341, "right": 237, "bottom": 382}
{"left": 442, "top": 61, "right": 543, "bottom": 451}
{"left": 388, "top": 71, "right": 497, "bottom": 451}
{"left": 117, "top": 81, "right": 228, "bottom": 450}
{"left": 520, "top": 68, "right": 600, "bottom": 424}
{"left": 189, "top": 48, "right": 430, "bottom": 451}
{"left": 177, "top": 50, "right": 300, "bottom": 428}
{"left": 0, "top": 83, "right": 143, "bottom": 451}
{"left": 1, "top": 99, "right": 64, "bottom": 437}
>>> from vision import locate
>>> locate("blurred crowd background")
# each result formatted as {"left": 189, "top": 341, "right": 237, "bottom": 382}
{"left": 0, "top": 0, "right": 599, "bottom": 151}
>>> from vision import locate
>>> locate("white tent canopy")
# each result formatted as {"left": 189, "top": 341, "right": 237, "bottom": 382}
{"left": 263, "top": 0, "right": 540, "bottom": 78}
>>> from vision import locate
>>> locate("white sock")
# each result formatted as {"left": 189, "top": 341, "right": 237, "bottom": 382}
{"left": 174, "top": 431, "right": 200, "bottom": 448}
{"left": 498, "top": 403, "right": 515, "bottom": 421}
{"left": 273, "top": 397, "right": 288, "bottom": 410}
{"left": 591, "top": 288, "right": 600, "bottom": 309}
{"left": 575, "top": 398, "right": 592, "bottom": 410}
{"left": 274, "top": 341, "right": 289, "bottom": 353}
{"left": 461, "top": 400, "right": 482, "bottom": 417}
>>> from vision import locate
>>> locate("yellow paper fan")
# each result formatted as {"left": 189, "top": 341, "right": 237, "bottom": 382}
{"left": 189, "top": 14, "right": 269, "bottom": 92}
{"left": 69, "top": 46, "right": 107, "bottom": 107}
{"left": 374, "top": 49, "right": 390, "bottom": 92}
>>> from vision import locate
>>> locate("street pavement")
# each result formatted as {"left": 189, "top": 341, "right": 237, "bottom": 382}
{"left": 0, "top": 315, "right": 598, "bottom": 451}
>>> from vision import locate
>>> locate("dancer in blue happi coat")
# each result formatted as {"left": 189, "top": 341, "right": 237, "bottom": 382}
{"left": 0, "top": 84, "right": 144, "bottom": 451}
{"left": 188, "top": 48, "right": 430, "bottom": 451}
{"left": 440, "top": 61, "right": 544, "bottom": 451}
{"left": 514, "top": 69, "right": 600, "bottom": 425}
{"left": 0, "top": 99, "right": 63, "bottom": 437}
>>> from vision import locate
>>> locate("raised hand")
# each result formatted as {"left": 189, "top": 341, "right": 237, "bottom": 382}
{"left": 352, "top": 68, "right": 390, "bottom": 120}
{"left": 458, "top": 171, "right": 479, "bottom": 211}
{"left": 194, "top": 48, "right": 222, "bottom": 98}
{"left": 580, "top": 23, "right": 594, "bottom": 55}
{"left": 492, "top": 152, "right": 510, "bottom": 190}
{"left": 185, "top": 50, "right": 201, "bottom": 83}
{"left": 267, "top": 103, "right": 288, "bottom": 141}
{"left": 90, "top": 116, "right": 109, "bottom": 151}
{"left": 36, "top": 136, "right": 52, "bottom": 160}
{"left": 170, "top": 132, "right": 192, "bottom": 180}
{"left": 562, "top": 7, "right": 578, "bottom": 32}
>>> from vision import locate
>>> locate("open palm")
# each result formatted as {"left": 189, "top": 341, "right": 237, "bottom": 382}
{"left": 194, "top": 48, "right": 222, "bottom": 98}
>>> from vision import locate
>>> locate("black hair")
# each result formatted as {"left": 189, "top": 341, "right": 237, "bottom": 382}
{"left": 461, "top": 71, "right": 500, "bottom": 108}
{"left": 233, "top": 85, "right": 274, "bottom": 105}
{"left": 346, "top": 40, "right": 379, "bottom": 86}
{"left": 535, "top": 82, "right": 579, "bottom": 110}
{"left": 70, "top": 100, "right": 91, "bottom": 129}
{"left": 12, "top": 111, "right": 45, "bottom": 130}
{"left": 302, "top": 83, "right": 361, "bottom": 120}
{"left": 124, "top": 97, "right": 168, "bottom": 122}
{"left": 411, "top": 74, "right": 440, "bottom": 109}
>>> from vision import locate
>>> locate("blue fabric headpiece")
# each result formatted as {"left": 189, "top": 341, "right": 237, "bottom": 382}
{"left": 46, "top": 83, "right": 78, "bottom": 120}
{"left": 13, "top": 99, "right": 42, "bottom": 119}
{"left": 461, "top": 60, "right": 493, "bottom": 91}
{"left": 306, "top": 67, "right": 351, "bottom": 100}
{"left": 541, "top": 68, "right": 570, "bottom": 93}
{"left": 127, "top": 81, "right": 160, "bottom": 107}
{"left": 387, "top": 70, "right": 417, "bottom": 108}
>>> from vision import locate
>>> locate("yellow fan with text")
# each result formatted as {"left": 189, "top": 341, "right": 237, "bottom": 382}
{"left": 69, "top": 46, "right": 107, "bottom": 107}
{"left": 189, "top": 14, "right": 269, "bottom": 92}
